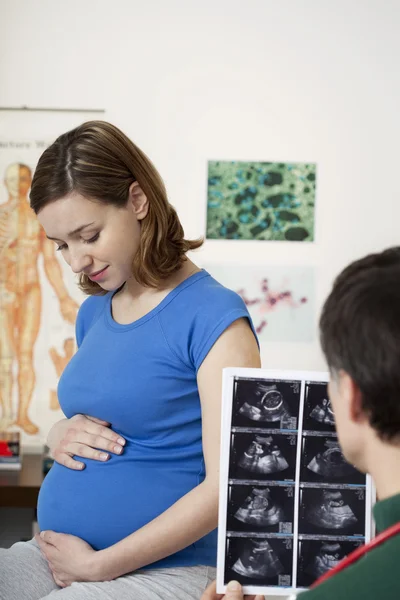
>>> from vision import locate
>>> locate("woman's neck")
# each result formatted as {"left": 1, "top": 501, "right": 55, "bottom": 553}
{"left": 119, "top": 259, "right": 200, "bottom": 302}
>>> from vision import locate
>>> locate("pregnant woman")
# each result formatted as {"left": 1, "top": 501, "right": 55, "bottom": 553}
{"left": 0, "top": 121, "right": 260, "bottom": 600}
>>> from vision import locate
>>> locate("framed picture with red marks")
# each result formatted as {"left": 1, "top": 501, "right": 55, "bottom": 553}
{"left": 204, "top": 265, "right": 315, "bottom": 342}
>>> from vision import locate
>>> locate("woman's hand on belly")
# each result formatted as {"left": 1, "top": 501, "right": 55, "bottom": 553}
{"left": 47, "top": 414, "right": 126, "bottom": 470}
{"left": 35, "top": 530, "right": 101, "bottom": 587}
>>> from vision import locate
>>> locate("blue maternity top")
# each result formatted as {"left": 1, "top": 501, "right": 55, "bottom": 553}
{"left": 37, "top": 270, "right": 257, "bottom": 568}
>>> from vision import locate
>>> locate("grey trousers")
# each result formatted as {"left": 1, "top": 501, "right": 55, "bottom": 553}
{"left": 0, "top": 539, "right": 216, "bottom": 600}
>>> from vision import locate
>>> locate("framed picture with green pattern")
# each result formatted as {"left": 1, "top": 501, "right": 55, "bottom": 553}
{"left": 206, "top": 161, "right": 316, "bottom": 241}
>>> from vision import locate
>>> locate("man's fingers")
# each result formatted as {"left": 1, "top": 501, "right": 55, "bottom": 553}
{"left": 224, "top": 581, "right": 258, "bottom": 600}
{"left": 225, "top": 581, "right": 244, "bottom": 599}
{"left": 201, "top": 580, "right": 225, "bottom": 600}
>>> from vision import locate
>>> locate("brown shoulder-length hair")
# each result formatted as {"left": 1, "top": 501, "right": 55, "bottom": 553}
{"left": 30, "top": 120, "right": 203, "bottom": 295}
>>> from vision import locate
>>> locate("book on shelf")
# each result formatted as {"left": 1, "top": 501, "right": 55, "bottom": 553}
{"left": 0, "top": 431, "right": 21, "bottom": 470}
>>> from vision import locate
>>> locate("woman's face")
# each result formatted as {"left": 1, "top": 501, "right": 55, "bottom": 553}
{"left": 38, "top": 191, "right": 147, "bottom": 292}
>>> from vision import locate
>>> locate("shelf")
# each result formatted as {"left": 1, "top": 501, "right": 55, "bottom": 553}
{"left": 0, "top": 454, "right": 44, "bottom": 508}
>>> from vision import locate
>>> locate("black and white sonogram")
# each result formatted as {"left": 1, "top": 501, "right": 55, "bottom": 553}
{"left": 298, "top": 487, "right": 366, "bottom": 536}
{"left": 227, "top": 484, "right": 295, "bottom": 534}
{"left": 229, "top": 431, "right": 297, "bottom": 481}
{"left": 224, "top": 536, "right": 293, "bottom": 587}
{"left": 232, "top": 378, "right": 301, "bottom": 430}
{"left": 303, "top": 382, "right": 335, "bottom": 432}
{"left": 296, "top": 538, "right": 363, "bottom": 588}
{"left": 300, "top": 435, "right": 366, "bottom": 485}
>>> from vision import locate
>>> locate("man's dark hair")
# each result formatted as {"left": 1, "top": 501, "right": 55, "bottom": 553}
{"left": 319, "top": 247, "right": 400, "bottom": 441}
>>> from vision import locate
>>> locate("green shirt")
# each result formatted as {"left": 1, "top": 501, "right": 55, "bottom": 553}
{"left": 299, "top": 493, "right": 400, "bottom": 599}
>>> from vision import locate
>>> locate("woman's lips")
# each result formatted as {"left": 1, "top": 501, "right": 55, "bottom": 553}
{"left": 88, "top": 266, "right": 109, "bottom": 281}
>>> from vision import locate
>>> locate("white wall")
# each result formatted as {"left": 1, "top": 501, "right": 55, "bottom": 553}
{"left": 1, "top": 0, "right": 400, "bottom": 371}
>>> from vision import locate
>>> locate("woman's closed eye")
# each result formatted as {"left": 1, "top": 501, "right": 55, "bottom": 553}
{"left": 56, "top": 233, "right": 100, "bottom": 252}
{"left": 83, "top": 232, "right": 100, "bottom": 245}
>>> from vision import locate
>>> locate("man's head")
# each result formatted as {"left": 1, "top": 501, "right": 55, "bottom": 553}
{"left": 319, "top": 247, "right": 400, "bottom": 472}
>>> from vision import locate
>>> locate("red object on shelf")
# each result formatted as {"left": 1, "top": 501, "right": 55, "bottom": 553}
{"left": 0, "top": 440, "right": 13, "bottom": 457}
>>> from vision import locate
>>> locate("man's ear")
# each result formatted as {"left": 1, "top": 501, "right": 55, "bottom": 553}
{"left": 128, "top": 181, "right": 149, "bottom": 220}
{"left": 340, "top": 371, "right": 366, "bottom": 424}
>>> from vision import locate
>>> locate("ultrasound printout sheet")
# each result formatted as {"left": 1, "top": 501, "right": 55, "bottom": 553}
{"left": 217, "top": 368, "right": 373, "bottom": 596}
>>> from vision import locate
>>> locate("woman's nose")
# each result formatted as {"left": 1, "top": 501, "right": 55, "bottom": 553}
{"left": 69, "top": 249, "right": 92, "bottom": 274}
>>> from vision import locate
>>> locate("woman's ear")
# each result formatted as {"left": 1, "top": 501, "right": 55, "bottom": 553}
{"left": 128, "top": 181, "right": 149, "bottom": 220}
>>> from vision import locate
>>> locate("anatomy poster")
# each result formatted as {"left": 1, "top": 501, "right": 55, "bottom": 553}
{"left": 205, "top": 265, "right": 315, "bottom": 342}
{"left": 206, "top": 161, "right": 316, "bottom": 241}
{"left": 0, "top": 109, "right": 103, "bottom": 447}
{"left": 217, "top": 368, "right": 372, "bottom": 596}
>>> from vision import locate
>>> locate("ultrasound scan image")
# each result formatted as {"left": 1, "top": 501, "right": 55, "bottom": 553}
{"left": 221, "top": 375, "right": 371, "bottom": 592}
{"left": 227, "top": 484, "right": 294, "bottom": 533}
{"left": 229, "top": 432, "right": 297, "bottom": 481}
{"left": 303, "top": 382, "right": 336, "bottom": 432}
{"left": 238, "top": 435, "right": 289, "bottom": 474}
{"left": 232, "top": 538, "right": 283, "bottom": 578}
{"left": 299, "top": 488, "right": 366, "bottom": 535}
{"left": 224, "top": 536, "right": 293, "bottom": 587}
{"left": 300, "top": 435, "right": 366, "bottom": 485}
{"left": 310, "top": 398, "right": 335, "bottom": 426}
{"left": 232, "top": 378, "right": 301, "bottom": 429}
{"left": 306, "top": 541, "right": 341, "bottom": 578}
{"left": 296, "top": 539, "right": 363, "bottom": 588}
{"left": 235, "top": 487, "right": 284, "bottom": 526}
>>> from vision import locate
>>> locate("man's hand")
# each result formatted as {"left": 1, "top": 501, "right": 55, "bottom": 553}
{"left": 201, "top": 580, "right": 263, "bottom": 600}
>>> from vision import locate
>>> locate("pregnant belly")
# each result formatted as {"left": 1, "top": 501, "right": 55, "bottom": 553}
{"left": 37, "top": 456, "right": 194, "bottom": 550}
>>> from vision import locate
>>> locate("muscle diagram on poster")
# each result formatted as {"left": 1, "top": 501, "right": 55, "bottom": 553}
{"left": 0, "top": 107, "right": 104, "bottom": 447}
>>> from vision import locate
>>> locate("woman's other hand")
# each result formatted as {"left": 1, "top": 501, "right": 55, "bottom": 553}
{"left": 47, "top": 414, "right": 126, "bottom": 470}
{"left": 36, "top": 531, "right": 99, "bottom": 587}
